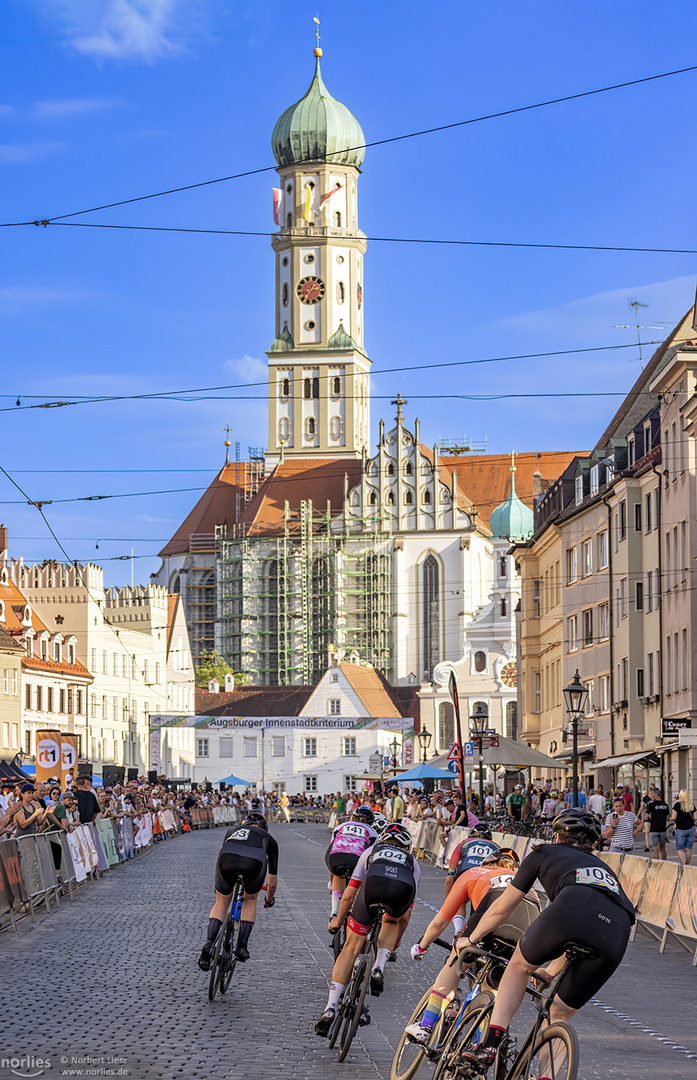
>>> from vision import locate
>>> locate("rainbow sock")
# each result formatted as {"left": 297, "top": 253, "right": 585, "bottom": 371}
{"left": 421, "top": 990, "right": 447, "bottom": 1031}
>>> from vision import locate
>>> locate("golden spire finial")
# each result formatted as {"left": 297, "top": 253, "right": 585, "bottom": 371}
{"left": 223, "top": 424, "right": 232, "bottom": 465}
{"left": 313, "top": 15, "right": 322, "bottom": 57}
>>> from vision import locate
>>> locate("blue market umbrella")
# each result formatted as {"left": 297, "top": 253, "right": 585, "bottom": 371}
{"left": 219, "top": 774, "right": 252, "bottom": 786}
{"left": 393, "top": 763, "right": 457, "bottom": 782}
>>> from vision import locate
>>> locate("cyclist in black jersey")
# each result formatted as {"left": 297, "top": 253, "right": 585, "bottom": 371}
{"left": 459, "top": 807, "right": 635, "bottom": 1074}
{"left": 198, "top": 812, "right": 279, "bottom": 971}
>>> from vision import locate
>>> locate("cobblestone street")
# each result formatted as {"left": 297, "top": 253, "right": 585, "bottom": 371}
{"left": 2, "top": 825, "right": 696, "bottom": 1080}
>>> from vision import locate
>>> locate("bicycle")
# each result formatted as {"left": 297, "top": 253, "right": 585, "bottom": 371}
{"left": 433, "top": 941, "right": 591, "bottom": 1080}
{"left": 330, "top": 870, "right": 352, "bottom": 962}
{"left": 327, "top": 903, "right": 386, "bottom": 1063}
{"left": 207, "top": 878, "right": 243, "bottom": 1001}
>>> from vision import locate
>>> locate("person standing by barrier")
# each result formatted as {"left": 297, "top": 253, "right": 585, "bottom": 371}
{"left": 604, "top": 795, "right": 639, "bottom": 854}
{"left": 672, "top": 790, "right": 697, "bottom": 865}
{"left": 15, "top": 783, "right": 48, "bottom": 835}
{"left": 644, "top": 787, "right": 670, "bottom": 861}
{"left": 73, "top": 776, "right": 99, "bottom": 824}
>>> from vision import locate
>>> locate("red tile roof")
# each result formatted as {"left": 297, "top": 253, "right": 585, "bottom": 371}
{"left": 339, "top": 663, "right": 402, "bottom": 718}
{"left": 240, "top": 458, "right": 362, "bottom": 537}
{"left": 194, "top": 684, "right": 314, "bottom": 716}
{"left": 440, "top": 451, "right": 583, "bottom": 532}
{"left": 158, "top": 465, "right": 246, "bottom": 557}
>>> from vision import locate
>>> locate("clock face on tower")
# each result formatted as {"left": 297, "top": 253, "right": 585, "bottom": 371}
{"left": 297, "top": 276, "right": 325, "bottom": 304}
{"left": 500, "top": 662, "right": 517, "bottom": 688}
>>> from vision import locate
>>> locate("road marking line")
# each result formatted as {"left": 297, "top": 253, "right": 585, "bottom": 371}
{"left": 289, "top": 828, "right": 323, "bottom": 846}
{"left": 590, "top": 999, "right": 697, "bottom": 1059}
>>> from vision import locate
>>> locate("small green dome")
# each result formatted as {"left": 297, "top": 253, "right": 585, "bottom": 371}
{"left": 328, "top": 320, "right": 358, "bottom": 350}
{"left": 490, "top": 469, "right": 534, "bottom": 540}
{"left": 272, "top": 59, "right": 365, "bottom": 169}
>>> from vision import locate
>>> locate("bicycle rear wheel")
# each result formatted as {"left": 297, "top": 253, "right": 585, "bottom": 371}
{"left": 208, "top": 915, "right": 231, "bottom": 1001}
{"left": 337, "top": 949, "right": 372, "bottom": 1062}
{"left": 431, "top": 992, "right": 493, "bottom": 1080}
{"left": 219, "top": 916, "right": 238, "bottom": 994}
{"left": 507, "top": 1022, "right": 578, "bottom": 1080}
{"left": 389, "top": 985, "right": 448, "bottom": 1080}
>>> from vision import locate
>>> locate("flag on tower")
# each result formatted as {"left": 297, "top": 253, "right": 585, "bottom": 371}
{"left": 303, "top": 181, "right": 319, "bottom": 222}
{"left": 272, "top": 188, "right": 282, "bottom": 225}
{"left": 320, "top": 183, "right": 344, "bottom": 209}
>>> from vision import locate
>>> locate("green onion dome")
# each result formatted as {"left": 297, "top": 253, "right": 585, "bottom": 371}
{"left": 272, "top": 59, "right": 365, "bottom": 169}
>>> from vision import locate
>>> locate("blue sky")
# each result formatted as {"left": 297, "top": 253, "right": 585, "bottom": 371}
{"left": 2, "top": 0, "right": 697, "bottom": 584}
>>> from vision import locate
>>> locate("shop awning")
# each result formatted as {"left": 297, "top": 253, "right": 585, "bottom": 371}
{"left": 592, "top": 750, "right": 659, "bottom": 770}
{"left": 553, "top": 745, "right": 596, "bottom": 763}
{"left": 432, "top": 737, "right": 559, "bottom": 770}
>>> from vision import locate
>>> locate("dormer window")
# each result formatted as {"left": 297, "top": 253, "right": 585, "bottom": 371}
{"left": 590, "top": 464, "right": 599, "bottom": 496}
{"left": 627, "top": 436, "right": 636, "bottom": 468}
{"left": 644, "top": 423, "right": 652, "bottom": 452}
{"left": 41, "top": 638, "right": 48, "bottom": 661}
{"left": 54, "top": 640, "right": 61, "bottom": 663}
{"left": 26, "top": 636, "right": 33, "bottom": 658}
{"left": 68, "top": 643, "right": 75, "bottom": 665}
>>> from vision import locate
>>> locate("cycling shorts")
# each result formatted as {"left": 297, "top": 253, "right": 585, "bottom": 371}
{"left": 325, "top": 847, "right": 360, "bottom": 879}
{"left": 466, "top": 888, "right": 540, "bottom": 946}
{"left": 517, "top": 885, "right": 632, "bottom": 1009}
{"left": 347, "top": 875, "right": 416, "bottom": 935}
{"left": 215, "top": 849, "right": 267, "bottom": 896}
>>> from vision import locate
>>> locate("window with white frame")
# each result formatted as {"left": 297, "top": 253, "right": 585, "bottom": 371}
{"left": 644, "top": 492, "right": 652, "bottom": 533}
{"left": 582, "top": 609, "right": 593, "bottom": 647}
{"left": 598, "top": 602, "right": 609, "bottom": 640}
{"left": 646, "top": 653, "right": 654, "bottom": 697}
{"left": 636, "top": 667, "right": 644, "bottom": 698}
{"left": 330, "top": 672, "right": 339, "bottom": 683}
{"left": 635, "top": 581, "right": 643, "bottom": 612}
{"left": 574, "top": 475, "right": 584, "bottom": 505}
{"left": 244, "top": 737, "right": 258, "bottom": 758}
{"left": 342, "top": 736, "right": 357, "bottom": 756}
{"left": 303, "top": 737, "right": 317, "bottom": 758}
{"left": 597, "top": 531, "right": 608, "bottom": 569}
{"left": 566, "top": 548, "right": 578, "bottom": 584}
{"left": 219, "top": 737, "right": 233, "bottom": 758}
{"left": 583, "top": 680, "right": 594, "bottom": 716}
{"left": 196, "top": 738, "right": 209, "bottom": 758}
{"left": 619, "top": 578, "right": 628, "bottom": 619}
{"left": 618, "top": 500, "right": 627, "bottom": 541}
{"left": 344, "top": 775, "right": 358, "bottom": 792}
{"left": 634, "top": 502, "right": 642, "bottom": 532}
{"left": 581, "top": 539, "right": 592, "bottom": 577}
{"left": 645, "top": 571, "right": 653, "bottom": 613}
{"left": 304, "top": 775, "right": 317, "bottom": 793}
{"left": 599, "top": 675, "right": 610, "bottom": 711}
{"left": 627, "top": 436, "right": 636, "bottom": 468}
{"left": 533, "top": 671, "right": 541, "bottom": 713}
{"left": 568, "top": 615, "right": 579, "bottom": 652}
{"left": 590, "top": 465, "right": 599, "bottom": 496}
{"left": 328, "top": 699, "right": 341, "bottom": 715}
{"left": 271, "top": 736, "right": 286, "bottom": 757}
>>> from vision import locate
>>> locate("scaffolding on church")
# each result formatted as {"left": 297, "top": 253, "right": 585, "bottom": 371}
{"left": 215, "top": 500, "right": 391, "bottom": 685}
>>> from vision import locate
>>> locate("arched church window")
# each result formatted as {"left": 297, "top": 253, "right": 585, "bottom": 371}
{"left": 332, "top": 376, "right": 341, "bottom": 397}
{"left": 312, "top": 377, "right": 319, "bottom": 399}
{"left": 500, "top": 556, "right": 507, "bottom": 577}
{"left": 330, "top": 415, "right": 343, "bottom": 441}
{"left": 286, "top": 212, "right": 293, "bottom": 228}
{"left": 279, "top": 417, "right": 290, "bottom": 442}
{"left": 306, "top": 417, "right": 316, "bottom": 438}
{"left": 474, "top": 650, "right": 486, "bottom": 673}
{"left": 506, "top": 701, "right": 517, "bottom": 740}
{"left": 369, "top": 491, "right": 377, "bottom": 506}
{"left": 501, "top": 598, "right": 507, "bottom": 617}
{"left": 387, "top": 462, "right": 394, "bottom": 476}
{"left": 422, "top": 555, "right": 440, "bottom": 679}
{"left": 337, "top": 281, "right": 345, "bottom": 303}
{"left": 280, "top": 377, "right": 290, "bottom": 401}
{"left": 405, "top": 461, "right": 413, "bottom": 475}
{"left": 405, "top": 490, "right": 413, "bottom": 505}
{"left": 423, "top": 489, "right": 432, "bottom": 504}
{"left": 171, "top": 575, "right": 180, "bottom": 594}
{"left": 334, "top": 211, "right": 342, "bottom": 228}
{"left": 438, "top": 702, "right": 455, "bottom": 750}
{"left": 387, "top": 491, "right": 395, "bottom": 505}
{"left": 282, "top": 283, "right": 289, "bottom": 306}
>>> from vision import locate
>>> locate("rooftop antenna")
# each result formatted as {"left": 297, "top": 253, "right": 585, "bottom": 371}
{"left": 615, "top": 300, "right": 665, "bottom": 371}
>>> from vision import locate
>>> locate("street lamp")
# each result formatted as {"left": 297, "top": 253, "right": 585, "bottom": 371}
{"left": 417, "top": 726, "right": 432, "bottom": 764}
{"left": 563, "top": 670, "right": 589, "bottom": 809}
{"left": 469, "top": 701, "right": 489, "bottom": 815}
{"left": 389, "top": 736, "right": 400, "bottom": 777}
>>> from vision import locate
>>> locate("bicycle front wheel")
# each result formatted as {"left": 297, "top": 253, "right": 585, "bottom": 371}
{"left": 389, "top": 985, "right": 449, "bottom": 1080}
{"left": 219, "top": 917, "right": 238, "bottom": 994}
{"left": 208, "top": 915, "right": 231, "bottom": 1001}
{"left": 432, "top": 992, "right": 493, "bottom": 1080}
{"left": 337, "top": 952, "right": 371, "bottom": 1062}
{"left": 507, "top": 1022, "right": 578, "bottom": 1080}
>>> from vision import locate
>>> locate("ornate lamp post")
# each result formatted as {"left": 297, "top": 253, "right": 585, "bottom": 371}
{"left": 563, "top": 670, "right": 589, "bottom": 809}
{"left": 417, "top": 726, "right": 432, "bottom": 764}
{"left": 469, "top": 701, "right": 489, "bottom": 814}
{"left": 389, "top": 736, "right": 400, "bottom": 777}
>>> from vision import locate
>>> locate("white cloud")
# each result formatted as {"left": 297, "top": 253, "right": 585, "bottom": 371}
{"left": 0, "top": 105, "right": 14, "bottom": 117}
{"left": 0, "top": 142, "right": 63, "bottom": 163}
{"left": 223, "top": 354, "right": 267, "bottom": 383}
{"left": 0, "top": 284, "right": 102, "bottom": 312}
{"left": 45, "top": 0, "right": 189, "bottom": 62}
{"left": 33, "top": 98, "right": 118, "bottom": 118}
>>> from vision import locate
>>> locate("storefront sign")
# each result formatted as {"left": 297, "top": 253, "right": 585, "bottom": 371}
{"left": 662, "top": 718, "right": 692, "bottom": 737}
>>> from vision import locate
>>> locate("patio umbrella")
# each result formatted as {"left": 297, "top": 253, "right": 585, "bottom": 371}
{"left": 218, "top": 774, "right": 252, "bottom": 786}
{"left": 393, "top": 763, "right": 457, "bottom": 783}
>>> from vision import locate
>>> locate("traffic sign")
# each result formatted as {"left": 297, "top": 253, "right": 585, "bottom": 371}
{"left": 481, "top": 735, "right": 500, "bottom": 748}
{"left": 462, "top": 742, "right": 474, "bottom": 759}
{"left": 447, "top": 760, "right": 460, "bottom": 775}
{"left": 447, "top": 742, "right": 460, "bottom": 761}
{"left": 368, "top": 752, "right": 382, "bottom": 771}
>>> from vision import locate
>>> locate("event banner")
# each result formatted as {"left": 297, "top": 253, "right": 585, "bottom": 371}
{"left": 150, "top": 714, "right": 413, "bottom": 732}
{"left": 149, "top": 728, "right": 161, "bottom": 773}
{"left": 61, "top": 733, "right": 79, "bottom": 788}
{"left": 35, "top": 729, "right": 62, "bottom": 783}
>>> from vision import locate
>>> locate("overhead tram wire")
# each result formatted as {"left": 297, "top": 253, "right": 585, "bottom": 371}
{"left": 0, "top": 61, "right": 695, "bottom": 229}
{"left": 0, "top": 340, "right": 665, "bottom": 413}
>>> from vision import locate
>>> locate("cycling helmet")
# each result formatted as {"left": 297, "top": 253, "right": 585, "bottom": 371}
{"left": 243, "top": 812, "right": 268, "bottom": 830}
{"left": 378, "top": 823, "right": 412, "bottom": 849}
{"left": 482, "top": 847, "right": 519, "bottom": 868}
{"left": 552, "top": 807, "right": 602, "bottom": 846}
{"left": 373, "top": 812, "right": 389, "bottom": 832}
{"left": 468, "top": 825, "right": 492, "bottom": 840}
{"left": 351, "top": 804, "right": 375, "bottom": 825}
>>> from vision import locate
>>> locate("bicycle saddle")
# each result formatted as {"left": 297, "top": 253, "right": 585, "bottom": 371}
{"left": 564, "top": 941, "right": 600, "bottom": 961}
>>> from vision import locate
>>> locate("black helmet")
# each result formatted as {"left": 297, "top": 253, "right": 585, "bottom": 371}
{"left": 469, "top": 825, "right": 492, "bottom": 840}
{"left": 552, "top": 808, "right": 601, "bottom": 846}
{"left": 243, "top": 812, "right": 267, "bottom": 830}
{"left": 352, "top": 804, "right": 375, "bottom": 825}
{"left": 378, "top": 823, "right": 412, "bottom": 850}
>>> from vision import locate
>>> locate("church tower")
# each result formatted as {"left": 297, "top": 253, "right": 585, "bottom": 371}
{"left": 266, "top": 35, "right": 370, "bottom": 465}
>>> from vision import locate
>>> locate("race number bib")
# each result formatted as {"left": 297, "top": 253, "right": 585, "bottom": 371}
{"left": 341, "top": 824, "right": 367, "bottom": 838}
{"left": 373, "top": 848, "right": 408, "bottom": 866}
{"left": 576, "top": 867, "right": 619, "bottom": 894}
{"left": 227, "top": 828, "right": 250, "bottom": 842}
{"left": 488, "top": 874, "right": 514, "bottom": 890}
{"left": 464, "top": 843, "right": 496, "bottom": 860}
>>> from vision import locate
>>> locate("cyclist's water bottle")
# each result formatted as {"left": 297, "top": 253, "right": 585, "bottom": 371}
{"left": 231, "top": 896, "right": 243, "bottom": 920}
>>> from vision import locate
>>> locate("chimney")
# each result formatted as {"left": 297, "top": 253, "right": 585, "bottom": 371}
{"left": 224, "top": 672, "right": 235, "bottom": 692}
{"left": 532, "top": 470, "right": 542, "bottom": 499}
{"left": 208, "top": 678, "right": 220, "bottom": 694}
{"left": 0, "top": 524, "right": 7, "bottom": 560}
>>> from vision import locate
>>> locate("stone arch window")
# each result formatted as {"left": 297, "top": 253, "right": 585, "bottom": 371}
{"left": 387, "top": 491, "right": 395, "bottom": 505}
{"left": 405, "top": 461, "right": 413, "bottom": 475}
{"left": 332, "top": 376, "right": 342, "bottom": 397}
{"left": 280, "top": 377, "right": 290, "bottom": 401}
{"left": 330, "top": 415, "right": 343, "bottom": 441}
{"left": 387, "top": 462, "right": 395, "bottom": 476}
{"left": 423, "top": 489, "right": 432, "bottom": 504}
{"left": 474, "top": 650, "right": 486, "bottom": 673}
{"left": 305, "top": 417, "right": 317, "bottom": 439}
{"left": 312, "top": 377, "right": 319, "bottom": 399}
{"left": 286, "top": 212, "right": 293, "bottom": 228}
{"left": 334, "top": 211, "right": 342, "bottom": 228}
{"left": 506, "top": 700, "right": 517, "bottom": 740}
{"left": 337, "top": 281, "right": 345, "bottom": 303}
{"left": 171, "top": 575, "right": 181, "bottom": 594}
{"left": 405, "top": 490, "right": 413, "bottom": 505}
{"left": 499, "top": 555, "right": 507, "bottom": 577}
{"left": 422, "top": 554, "right": 440, "bottom": 679}
{"left": 304, "top": 378, "right": 311, "bottom": 399}
{"left": 369, "top": 491, "right": 377, "bottom": 506}
{"left": 279, "top": 416, "right": 290, "bottom": 442}
{"left": 282, "top": 282, "right": 289, "bottom": 306}
{"left": 501, "top": 598, "right": 507, "bottom": 617}
{"left": 438, "top": 701, "right": 455, "bottom": 750}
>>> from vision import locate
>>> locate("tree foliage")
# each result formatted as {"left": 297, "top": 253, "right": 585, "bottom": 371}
{"left": 194, "top": 649, "right": 248, "bottom": 688}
